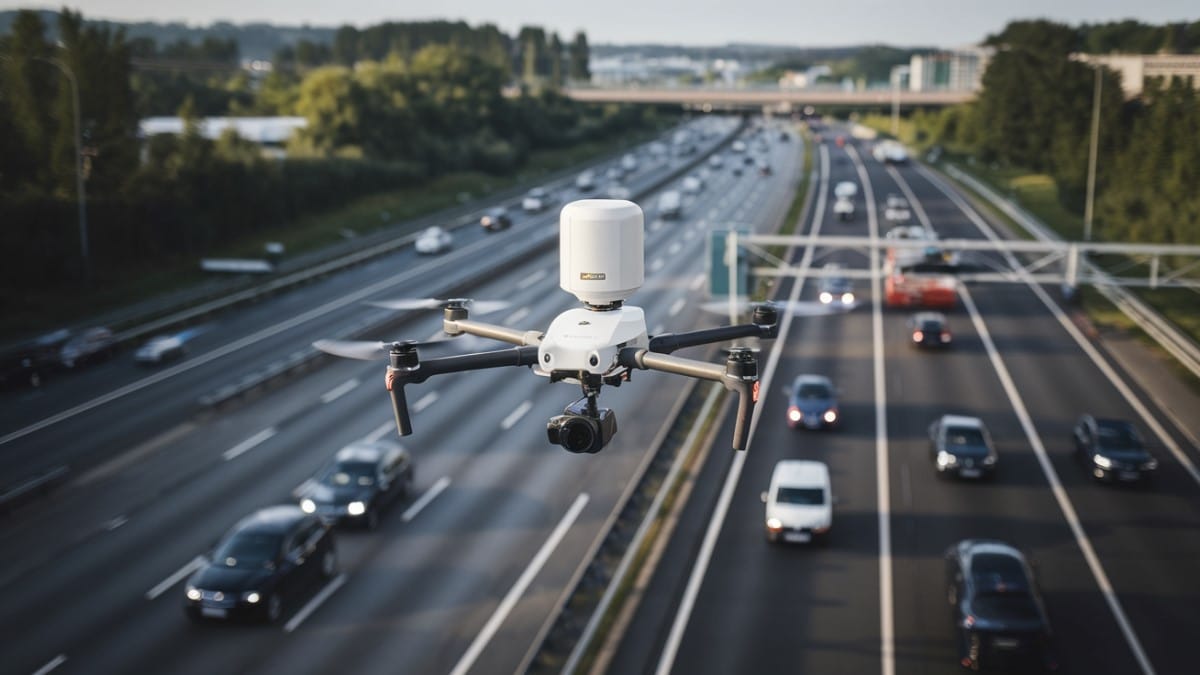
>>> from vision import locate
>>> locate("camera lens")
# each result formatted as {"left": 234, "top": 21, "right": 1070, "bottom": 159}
{"left": 560, "top": 417, "right": 597, "bottom": 453}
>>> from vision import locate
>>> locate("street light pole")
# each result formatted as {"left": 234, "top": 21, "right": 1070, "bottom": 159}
{"left": 891, "top": 65, "right": 910, "bottom": 137}
{"left": 1083, "top": 64, "right": 1102, "bottom": 242}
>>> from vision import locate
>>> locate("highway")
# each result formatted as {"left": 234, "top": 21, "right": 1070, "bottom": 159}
{"left": 605, "top": 127, "right": 1200, "bottom": 675}
{"left": 0, "top": 116, "right": 806, "bottom": 675}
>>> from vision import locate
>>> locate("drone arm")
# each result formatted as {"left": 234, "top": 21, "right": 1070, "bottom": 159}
{"left": 388, "top": 344, "right": 541, "bottom": 436}
{"left": 444, "top": 318, "right": 543, "bottom": 347}
{"left": 647, "top": 303, "right": 779, "bottom": 355}
{"left": 618, "top": 348, "right": 760, "bottom": 451}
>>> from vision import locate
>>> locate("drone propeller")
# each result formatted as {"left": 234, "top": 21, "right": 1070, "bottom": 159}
{"left": 699, "top": 299, "right": 852, "bottom": 317}
{"left": 370, "top": 298, "right": 512, "bottom": 315}
{"left": 314, "top": 337, "right": 452, "bottom": 361}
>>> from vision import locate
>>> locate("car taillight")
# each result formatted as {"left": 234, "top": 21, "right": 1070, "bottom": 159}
{"left": 941, "top": 332, "right": 951, "bottom": 343}
{"left": 912, "top": 330, "right": 924, "bottom": 342}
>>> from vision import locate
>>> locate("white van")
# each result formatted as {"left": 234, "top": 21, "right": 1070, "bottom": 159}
{"left": 658, "top": 190, "right": 682, "bottom": 218}
{"left": 762, "top": 460, "right": 832, "bottom": 544}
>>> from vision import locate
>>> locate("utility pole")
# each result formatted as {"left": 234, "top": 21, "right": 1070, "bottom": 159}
{"left": 1083, "top": 65, "right": 1102, "bottom": 242}
{"left": 891, "top": 65, "right": 910, "bottom": 137}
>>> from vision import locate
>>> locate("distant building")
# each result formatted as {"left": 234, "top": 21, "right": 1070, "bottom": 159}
{"left": 779, "top": 65, "right": 832, "bottom": 89}
{"left": 138, "top": 116, "right": 306, "bottom": 158}
{"left": 909, "top": 47, "right": 992, "bottom": 92}
{"left": 1073, "top": 53, "right": 1200, "bottom": 98}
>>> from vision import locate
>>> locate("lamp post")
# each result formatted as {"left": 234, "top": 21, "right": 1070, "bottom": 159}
{"left": 2, "top": 53, "right": 90, "bottom": 281}
{"left": 891, "top": 65, "right": 910, "bottom": 137}
{"left": 1083, "top": 64, "right": 1102, "bottom": 242}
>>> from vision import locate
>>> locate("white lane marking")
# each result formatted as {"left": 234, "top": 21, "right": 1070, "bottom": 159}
{"left": 651, "top": 258, "right": 665, "bottom": 272}
{"left": 413, "top": 391, "right": 440, "bottom": 413}
{"left": 320, "top": 378, "right": 359, "bottom": 404}
{"left": 668, "top": 242, "right": 682, "bottom": 255}
{"left": 918, "top": 165, "right": 1200, "bottom": 490}
{"left": 657, "top": 142, "right": 829, "bottom": 675}
{"left": 501, "top": 400, "right": 533, "bottom": 430}
{"left": 669, "top": 298, "right": 687, "bottom": 317}
{"left": 365, "top": 420, "right": 395, "bottom": 442}
{"left": 517, "top": 269, "right": 548, "bottom": 289}
{"left": 449, "top": 493, "right": 589, "bottom": 675}
{"left": 222, "top": 427, "right": 277, "bottom": 461}
{"left": 32, "top": 655, "right": 67, "bottom": 675}
{"left": 690, "top": 274, "right": 706, "bottom": 291}
{"left": 402, "top": 476, "right": 451, "bottom": 522}
{"left": 146, "top": 555, "right": 205, "bottom": 600}
{"left": 959, "top": 285, "right": 1156, "bottom": 675}
{"left": 104, "top": 515, "right": 128, "bottom": 531}
{"left": 848, "top": 142, "right": 895, "bottom": 675}
{"left": 284, "top": 573, "right": 347, "bottom": 633}
{"left": 504, "top": 307, "right": 531, "bottom": 327}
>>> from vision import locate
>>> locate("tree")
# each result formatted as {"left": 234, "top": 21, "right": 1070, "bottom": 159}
{"left": 569, "top": 31, "right": 590, "bottom": 82}
{"left": 548, "top": 32, "right": 564, "bottom": 89}
{"left": 1, "top": 10, "right": 55, "bottom": 190}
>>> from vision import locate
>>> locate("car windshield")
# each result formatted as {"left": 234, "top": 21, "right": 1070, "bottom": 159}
{"left": 945, "top": 427, "right": 986, "bottom": 449}
{"left": 213, "top": 532, "right": 281, "bottom": 569}
{"left": 972, "top": 591, "right": 1041, "bottom": 622}
{"left": 776, "top": 486, "right": 825, "bottom": 505}
{"left": 1096, "top": 423, "right": 1142, "bottom": 452}
{"left": 920, "top": 320, "right": 943, "bottom": 332}
{"left": 320, "top": 461, "right": 376, "bottom": 487}
{"left": 795, "top": 383, "right": 830, "bottom": 400}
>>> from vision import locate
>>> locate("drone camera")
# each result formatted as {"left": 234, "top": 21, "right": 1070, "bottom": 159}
{"left": 547, "top": 396, "right": 618, "bottom": 453}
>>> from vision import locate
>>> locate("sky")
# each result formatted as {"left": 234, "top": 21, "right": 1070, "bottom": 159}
{"left": 4, "top": 1, "right": 1198, "bottom": 47}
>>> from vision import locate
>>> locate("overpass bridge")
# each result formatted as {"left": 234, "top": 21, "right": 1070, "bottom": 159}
{"left": 561, "top": 86, "right": 973, "bottom": 109}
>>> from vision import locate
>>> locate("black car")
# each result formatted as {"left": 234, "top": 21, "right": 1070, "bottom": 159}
{"left": 909, "top": 311, "right": 952, "bottom": 348}
{"left": 1073, "top": 415, "right": 1157, "bottom": 483}
{"left": 59, "top": 326, "right": 116, "bottom": 369}
{"left": 945, "top": 540, "right": 1057, "bottom": 672}
{"left": 929, "top": 415, "right": 997, "bottom": 479}
{"left": 295, "top": 441, "right": 414, "bottom": 529}
{"left": 185, "top": 505, "right": 337, "bottom": 623}
{"left": 480, "top": 206, "right": 512, "bottom": 232}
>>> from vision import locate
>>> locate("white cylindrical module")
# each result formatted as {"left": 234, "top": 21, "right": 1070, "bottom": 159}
{"left": 559, "top": 199, "right": 644, "bottom": 307}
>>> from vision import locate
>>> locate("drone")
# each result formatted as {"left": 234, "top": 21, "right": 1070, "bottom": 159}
{"left": 317, "top": 199, "right": 779, "bottom": 454}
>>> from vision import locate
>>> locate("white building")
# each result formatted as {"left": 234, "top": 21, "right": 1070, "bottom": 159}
{"left": 1073, "top": 53, "right": 1200, "bottom": 98}
{"left": 139, "top": 116, "right": 307, "bottom": 158}
{"left": 909, "top": 47, "right": 993, "bottom": 92}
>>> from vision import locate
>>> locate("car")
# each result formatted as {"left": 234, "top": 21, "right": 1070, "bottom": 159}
{"left": 681, "top": 175, "right": 703, "bottom": 194}
{"left": 658, "top": 190, "right": 682, "bottom": 219}
{"left": 1, "top": 328, "right": 70, "bottom": 389}
{"left": 295, "top": 440, "right": 414, "bottom": 529}
{"left": 731, "top": 164, "right": 743, "bottom": 176}
{"left": 834, "top": 181, "right": 858, "bottom": 199}
{"left": 1072, "top": 415, "right": 1157, "bottom": 483}
{"left": 779, "top": 131, "right": 790, "bottom": 141}
{"left": 873, "top": 139, "right": 909, "bottom": 163}
{"left": 135, "top": 334, "right": 187, "bottom": 365}
{"left": 884, "top": 194, "right": 912, "bottom": 222}
{"left": 762, "top": 460, "right": 832, "bottom": 544}
{"left": 605, "top": 183, "right": 632, "bottom": 200}
{"left": 757, "top": 161, "right": 772, "bottom": 176}
{"left": 742, "top": 155, "right": 756, "bottom": 165}
{"left": 522, "top": 187, "right": 555, "bottom": 212}
{"left": 414, "top": 225, "right": 453, "bottom": 254}
{"left": 908, "top": 311, "right": 952, "bottom": 348}
{"left": 945, "top": 540, "right": 1057, "bottom": 672}
{"left": 833, "top": 196, "right": 855, "bottom": 221}
{"left": 929, "top": 414, "right": 998, "bottom": 479}
{"left": 574, "top": 170, "right": 596, "bottom": 192}
{"left": 59, "top": 326, "right": 116, "bottom": 368}
{"left": 480, "top": 206, "right": 512, "bottom": 232}
{"left": 786, "top": 374, "right": 839, "bottom": 430}
{"left": 731, "top": 140, "right": 747, "bottom": 153}
{"left": 818, "top": 263, "right": 855, "bottom": 306}
{"left": 708, "top": 154, "right": 724, "bottom": 168}
{"left": 604, "top": 166, "right": 623, "bottom": 181}
{"left": 184, "top": 505, "right": 337, "bottom": 624}
{"left": 835, "top": 135, "right": 846, "bottom": 148}
{"left": 620, "top": 153, "right": 639, "bottom": 173}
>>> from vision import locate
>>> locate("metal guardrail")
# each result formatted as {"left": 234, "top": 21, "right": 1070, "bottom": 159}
{"left": 944, "top": 163, "right": 1200, "bottom": 381}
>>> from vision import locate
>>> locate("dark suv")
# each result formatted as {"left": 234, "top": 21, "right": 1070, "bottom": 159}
{"left": 929, "top": 415, "right": 997, "bottom": 479}
{"left": 1073, "top": 415, "right": 1157, "bottom": 483}
{"left": 480, "top": 206, "right": 512, "bottom": 232}
{"left": 184, "top": 505, "right": 337, "bottom": 623}
{"left": 945, "top": 540, "right": 1057, "bottom": 671}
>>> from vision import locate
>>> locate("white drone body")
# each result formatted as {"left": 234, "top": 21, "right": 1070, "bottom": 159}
{"left": 538, "top": 199, "right": 649, "bottom": 378}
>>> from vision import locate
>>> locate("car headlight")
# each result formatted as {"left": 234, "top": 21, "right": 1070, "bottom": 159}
{"left": 788, "top": 407, "right": 802, "bottom": 422}
{"left": 300, "top": 498, "right": 316, "bottom": 514}
{"left": 823, "top": 409, "right": 838, "bottom": 424}
{"left": 766, "top": 518, "right": 782, "bottom": 531}
{"left": 841, "top": 292, "right": 854, "bottom": 305}
{"left": 242, "top": 591, "right": 261, "bottom": 604}
{"left": 347, "top": 501, "right": 366, "bottom": 516}
{"left": 186, "top": 586, "right": 202, "bottom": 602}
{"left": 819, "top": 292, "right": 833, "bottom": 304}
{"left": 983, "top": 454, "right": 997, "bottom": 466}
{"left": 1093, "top": 455, "right": 1113, "bottom": 469}
{"left": 937, "top": 451, "right": 958, "bottom": 467}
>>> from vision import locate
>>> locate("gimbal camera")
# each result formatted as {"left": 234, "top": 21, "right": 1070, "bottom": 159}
{"left": 353, "top": 199, "right": 779, "bottom": 453}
